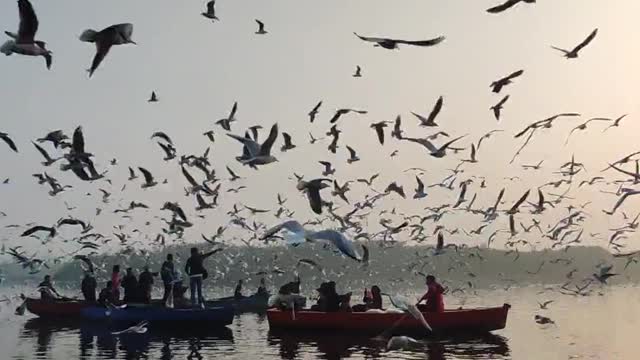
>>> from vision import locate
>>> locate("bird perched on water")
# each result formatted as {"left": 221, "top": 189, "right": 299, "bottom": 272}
{"left": 202, "top": 1, "right": 219, "bottom": 21}
{"left": 486, "top": 0, "right": 536, "bottom": 14}
{"left": 551, "top": 28, "right": 598, "bottom": 59}
{"left": 79, "top": 23, "right": 136, "bottom": 77}
{"left": 261, "top": 220, "right": 362, "bottom": 261}
{"left": 1, "top": 0, "right": 52, "bottom": 69}
{"left": 354, "top": 32, "right": 445, "bottom": 50}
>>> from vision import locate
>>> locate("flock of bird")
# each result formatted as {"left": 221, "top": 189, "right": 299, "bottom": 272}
{"left": 0, "top": 0, "right": 639, "bottom": 342}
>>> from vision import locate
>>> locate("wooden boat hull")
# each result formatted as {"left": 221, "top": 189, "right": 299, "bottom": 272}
{"left": 267, "top": 304, "right": 510, "bottom": 335}
{"left": 206, "top": 293, "right": 270, "bottom": 313}
{"left": 25, "top": 298, "right": 90, "bottom": 318}
{"left": 81, "top": 305, "right": 234, "bottom": 327}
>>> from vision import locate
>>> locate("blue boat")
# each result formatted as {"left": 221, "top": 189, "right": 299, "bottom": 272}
{"left": 205, "top": 293, "right": 270, "bottom": 313}
{"left": 81, "top": 304, "right": 234, "bottom": 327}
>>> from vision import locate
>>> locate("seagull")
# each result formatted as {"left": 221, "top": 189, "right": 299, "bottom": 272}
{"left": 202, "top": 0, "right": 219, "bottom": 21}
{"left": 391, "top": 116, "right": 403, "bottom": 140}
{"left": 370, "top": 121, "right": 389, "bottom": 145}
{"left": 551, "top": 28, "right": 598, "bottom": 58}
{"left": 216, "top": 102, "right": 238, "bottom": 131}
{"left": 151, "top": 131, "right": 173, "bottom": 145}
{"left": 477, "top": 129, "right": 503, "bottom": 150}
{"left": 353, "top": 65, "right": 362, "bottom": 77}
{"left": 402, "top": 135, "right": 466, "bottom": 158}
{"left": 354, "top": 32, "right": 445, "bottom": 50}
{"left": 79, "top": 23, "right": 136, "bottom": 77}
{"left": 487, "top": 0, "right": 536, "bottom": 14}
{"left": 148, "top": 91, "right": 158, "bottom": 103}
{"left": 138, "top": 167, "right": 157, "bottom": 188}
{"left": 522, "top": 160, "right": 544, "bottom": 170}
{"left": 0, "top": 133, "right": 18, "bottom": 152}
{"left": 507, "top": 190, "right": 530, "bottom": 214}
{"left": 309, "top": 132, "right": 324, "bottom": 144}
{"left": 565, "top": 117, "right": 611, "bottom": 145}
{"left": 381, "top": 294, "right": 432, "bottom": 332}
{"left": 413, "top": 176, "right": 427, "bottom": 199}
{"left": 538, "top": 300, "right": 554, "bottom": 309}
{"left": 602, "top": 114, "right": 628, "bottom": 132}
{"left": 604, "top": 190, "right": 640, "bottom": 215}
{"left": 227, "top": 123, "right": 279, "bottom": 166}
{"left": 112, "top": 321, "right": 148, "bottom": 335}
{"left": 21, "top": 225, "right": 56, "bottom": 238}
{"left": 534, "top": 315, "right": 555, "bottom": 325}
{"left": 385, "top": 182, "right": 406, "bottom": 198}
{"left": 453, "top": 182, "right": 468, "bottom": 208}
{"left": 127, "top": 167, "right": 137, "bottom": 180}
{"left": 386, "top": 336, "right": 420, "bottom": 351}
{"left": 255, "top": 20, "right": 267, "bottom": 35}
{"left": 226, "top": 166, "right": 242, "bottom": 181}
{"left": 297, "top": 179, "right": 331, "bottom": 214}
{"left": 461, "top": 143, "right": 477, "bottom": 163}
{"left": 262, "top": 220, "right": 362, "bottom": 261}
{"left": 346, "top": 146, "right": 360, "bottom": 163}
{"left": 491, "top": 70, "right": 524, "bottom": 93}
{"left": 332, "top": 180, "right": 351, "bottom": 204}
{"left": 412, "top": 96, "right": 443, "bottom": 127}
{"left": 357, "top": 173, "right": 379, "bottom": 186}
{"left": 593, "top": 265, "right": 617, "bottom": 284}
{"left": 319, "top": 161, "right": 335, "bottom": 176}
{"left": 37, "top": 130, "right": 68, "bottom": 149}
{"left": 281, "top": 132, "right": 296, "bottom": 152}
{"left": 329, "top": 108, "right": 367, "bottom": 124}
{"left": 308, "top": 101, "right": 322, "bottom": 123}
{"left": 1, "top": 0, "right": 51, "bottom": 69}
{"left": 491, "top": 95, "right": 510, "bottom": 121}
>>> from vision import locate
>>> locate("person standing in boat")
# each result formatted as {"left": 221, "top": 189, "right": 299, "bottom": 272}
{"left": 138, "top": 266, "right": 156, "bottom": 304}
{"left": 256, "top": 278, "right": 268, "bottom": 296}
{"left": 122, "top": 267, "right": 139, "bottom": 303}
{"left": 111, "top": 265, "right": 122, "bottom": 302}
{"left": 38, "top": 275, "right": 62, "bottom": 301}
{"left": 234, "top": 279, "right": 244, "bottom": 299}
{"left": 417, "top": 275, "right": 445, "bottom": 312}
{"left": 185, "top": 247, "right": 218, "bottom": 308}
{"left": 81, "top": 271, "right": 97, "bottom": 302}
{"left": 161, "top": 254, "right": 175, "bottom": 305}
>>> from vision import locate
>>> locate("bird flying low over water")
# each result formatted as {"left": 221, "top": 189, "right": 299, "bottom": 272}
{"left": 551, "top": 28, "right": 598, "bottom": 59}
{"left": 354, "top": 32, "right": 445, "bottom": 50}
{"left": 1, "top": 0, "right": 52, "bottom": 69}
{"left": 79, "top": 23, "right": 136, "bottom": 77}
{"left": 261, "top": 220, "right": 362, "bottom": 261}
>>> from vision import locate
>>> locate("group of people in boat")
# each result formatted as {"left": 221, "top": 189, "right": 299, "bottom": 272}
{"left": 37, "top": 247, "right": 269, "bottom": 308}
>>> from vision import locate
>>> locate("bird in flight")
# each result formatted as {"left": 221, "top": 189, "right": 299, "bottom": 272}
{"left": 353, "top": 65, "right": 362, "bottom": 77}
{"left": 202, "top": 1, "right": 219, "bottom": 21}
{"left": 491, "top": 95, "right": 510, "bottom": 121}
{"left": 412, "top": 96, "right": 444, "bottom": 127}
{"left": 491, "top": 70, "right": 524, "bottom": 93}
{"left": 551, "top": 28, "right": 598, "bottom": 59}
{"left": 79, "top": 23, "right": 136, "bottom": 77}
{"left": 1, "top": 0, "right": 52, "bottom": 69}
{"left": 255, "top": 20, "right": 267, "bottom": 35}
{"left": 353, "top": 32, "right": 445, "bottom": 50}
{"left": 486, "top": 0, "right": 536, "bottom": 14}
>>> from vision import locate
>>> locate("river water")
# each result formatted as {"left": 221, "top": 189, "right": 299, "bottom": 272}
{"left": 0, "top": 285, "right": 637, "bottom": 359}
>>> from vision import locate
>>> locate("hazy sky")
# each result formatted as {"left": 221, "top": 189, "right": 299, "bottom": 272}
{"left": 1, "top": 0, "right": 640, "bottom": 258}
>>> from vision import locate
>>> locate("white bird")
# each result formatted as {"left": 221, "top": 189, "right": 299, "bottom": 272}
{"left": 261, "top": 220, "right": 362, "bottom": 261}
{"left": 111, "top": 321, "right": 149, "bottom": 335}
{"left": 79, "top": 23, "right": 136, "bottom": 77}
{"left": 386, "top": 336, "right": 420, "bottom": 351}
{"left": 381, "top": 294, "right": 432, "bottom": 332}
{"left": 1, "top": 0, "right": 52, "bottom": 69}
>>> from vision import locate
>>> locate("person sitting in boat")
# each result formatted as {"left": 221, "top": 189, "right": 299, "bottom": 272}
{"left": 98, "top": 281, "right": 114, "bottom": 306}
{"left": 278, "top": 276, "right": 300, "bottom": 295}
{"left": 256, "top": 278, "right": 268, "bottom": 296}
{"left": 161, "top": 254, "right": 175, "bottom": 304}
{"left": 138, "top": 266, "right": 157, "bottom": 304}
{"left": 234, "top": 279, "right": 244, "bottom": 299}
{"left": 185, "top": 247, "right": 218, "bottom": 308}
{"left": 352, "top": 285, "right": 383, "bottom": 312}
{"left": 81, "top": 272, "right": 97, "bottom": 303}
{"left": 417, "top": 275, "right": 445, "bottom": 312}
{"left": 271, "top": 276, "right": 305, "bottom": 310}
{"left": 111, "top": 265, "right": 122, "bottom": 302}
{"left": 339, "top": 292, "right": 353, "bottom": 312}
{"left": 122, "top": 267, "right": 139, "bottom": 303}
{"left": 38, "top": 275, "right": 62, "bottom": 301}
{"left": 311, "top": 281, "right": 340, "bottom": 312}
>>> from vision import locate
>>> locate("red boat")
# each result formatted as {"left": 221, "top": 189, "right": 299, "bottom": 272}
{"left": 25, "top": 298, "right": 90, "bottom": 318}
{"left": 267, "top": 304, "right": 510, "bottom": 335}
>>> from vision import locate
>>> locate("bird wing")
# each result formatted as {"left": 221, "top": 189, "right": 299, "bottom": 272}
{"left": 437, "top": 135, "right": 466, "bottom": 153}
{"left": 73, "top": 255, "right": 95, "bottom": 274}
{"left": 180, "top": 166, "right": 199, "bottom": 188}
{"left": 259, "top": 123, "right": 279, "bottom": 156}
{"left": 573, "top": 28, "right": 598, "bottom": 53}
{"left": 17, "top": 0, "right": 38, "bottom": 43}
{"left": 72, "top": 126, "right": 85, "bottom": 155}
{"left": 206, "top": 0, "right": 215, "bottom": 13}
{"left": 262, "top": 220, "right": 304, "bottom": 239}
{"left": 227, "top": 133, "right": 260, "bottom": 155}
{"left": 138, "top": 167, "right": 154, "bottom": 183}
{"left": 307, "top": 187, "right": 324, "bottom": 214}
{"left": 347, "top": 146, "right": 357, "bottom": 158}
{"left": 0, "top": 133, "right": 18, "bottom": 152}
{"left": 282, "top": 132, "right": 292, "bottom": 146}
{"left": 509, "top": 189, "right": 530, "bottom": 213}
{"left": 353, "top": 32, "right": 388, "bottom": 44}
{"left": 395, "top": 36, "right": 445, "bottom": 47}
{"left": 89, "top": 40, "right": 113, "bottom": 77}
{"left": 486, "top": 0, "right": 520, "bottom": 13}
{"left": 374, "top": 125, "right": 385, "bottom": 145}
{"left": 504, "top": 69, "right": 524, "bottom": 81}
{"left": 416, "top": 176, "right": 424, "bottom": 192}
{"left": 151, "top": 131, "right": 172, "bottom": 144}
{"left": 310, "top": 230, "right": 361, "bottom": 261}
{"left": 402, "top": 137, "right": 438, "bottom": 152}
{"left": 427, "top": 96, "right": 444, "bottom": 125}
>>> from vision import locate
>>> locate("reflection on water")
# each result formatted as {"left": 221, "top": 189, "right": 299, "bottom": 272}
{"left": 267, "top": 330, "right": 510, "bottom": 360}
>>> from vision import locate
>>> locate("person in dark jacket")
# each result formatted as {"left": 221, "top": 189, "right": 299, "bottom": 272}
{"left": 38, "top": 275, "right": 62, "bottom": 301}
{"left": 81, "top": 272, "right": 97, "bottom": 302}
{"left": 312, "top": 281, "right": 340, "bottom": 312}
{"left": 98, "top": 281, "right": 113, "bottom": 306}
{"left": 161, "top": 254, "right": 175, "bottom": 304}
{"left": 185, "top": 247, "right": 218, "bottom": 308}
{"left": 138, "top": 266, "right": 156, "bottom": 304}
{"left": 121, "top": 268, "right": 139, "bottom": 303}
{"left": 234, "top": 279, "right": 244, "bottom": 299}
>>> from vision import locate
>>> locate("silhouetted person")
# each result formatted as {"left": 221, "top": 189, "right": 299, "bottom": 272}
{"left": 417, "top": 275, "right": 445, "bottom": 312}
{"left": 234, "top": 279, "right": 244, "bottom": 299}
{"left": 185, "top": 247, "right": 217, "bottom": 308}
{"left": 98, "top": 281, "right": 114, "bottom": 306}
{"left": 138, "top": 266, "right": 156, "bottom": 304}
{"left": 160, "top": 254, "right": 175, "bottom": 304}
{"left": 121, "top": 268, "right": 138, "bottom": 303}
{"left": 38, "top": 275, "right": 61, "bottom": 301}
{"left": 81, "top": 272, "right": 97, "bottom": 302}
{"left": 256, "top": 278, "right": 268, "bottom": 296}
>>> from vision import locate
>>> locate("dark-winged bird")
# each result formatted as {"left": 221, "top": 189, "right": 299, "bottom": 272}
{"left": 551, "top": 28, "right": 598, "bottom": 58}
{"left": 0, "top": 132, "right": 18, "bottom": 152}
{"left": 1, "top": 0, "right": 52, "bottom": 69}
{"left": 487, "top": 0, "right": 536, "bottom": 14}
{"left": 354, "top": 32, "right": 445, "bottom": 50}
{"left": 490, "top": 70, "right": 523, "bottom": 93}
{"left": 80, "top": 23, "right": 136, "bottom": 77}
{"left": 412, "top": 96, "right": 443, "bottom": 127}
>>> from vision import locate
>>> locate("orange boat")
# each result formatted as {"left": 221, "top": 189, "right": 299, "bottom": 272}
{"left": 267, "top": 304, "right": 510, "bottom": 335}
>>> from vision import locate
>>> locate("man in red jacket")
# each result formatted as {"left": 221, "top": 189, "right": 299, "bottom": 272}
{"left": 417, "top": 275, "right": 445, "bottom": 312}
